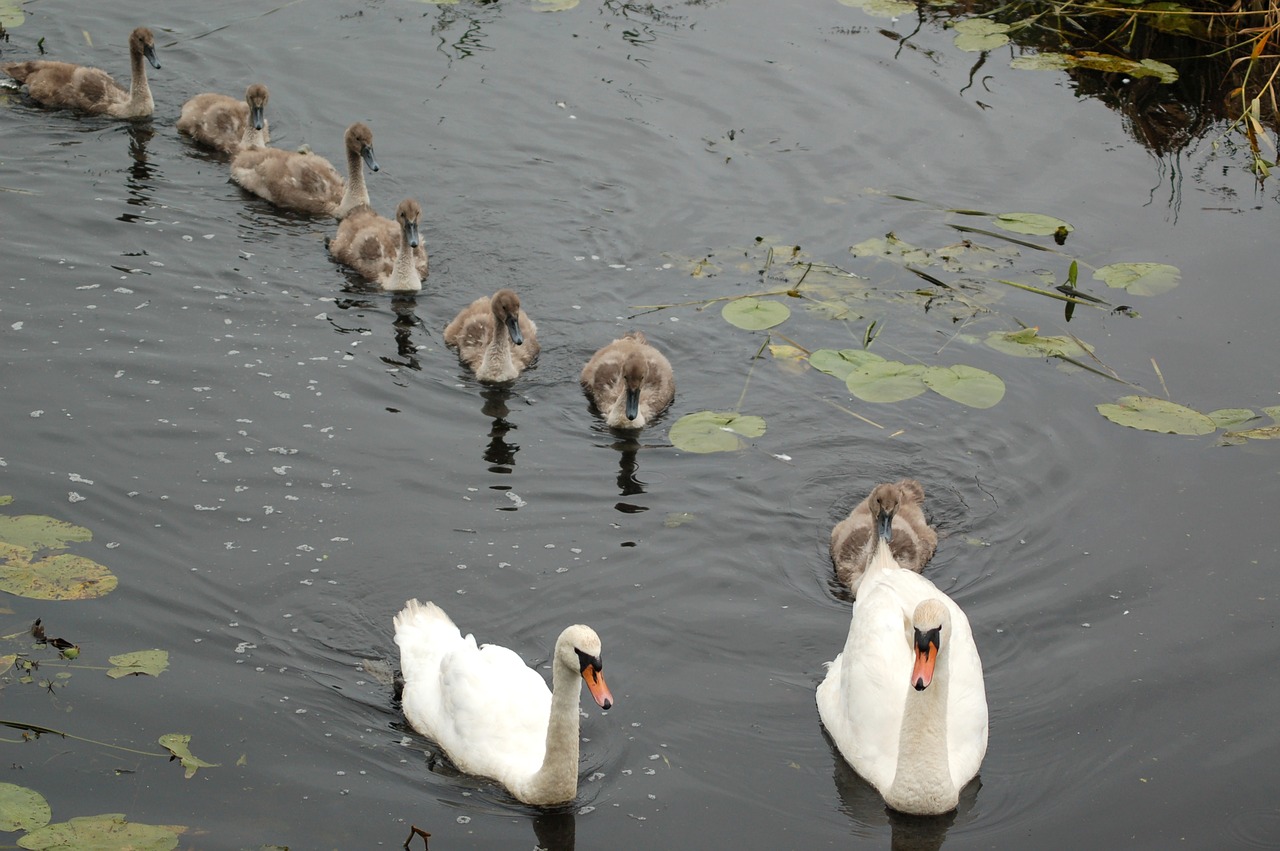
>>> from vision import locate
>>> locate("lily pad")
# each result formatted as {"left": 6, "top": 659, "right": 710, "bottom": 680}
{"left": 809, "top": 348, "right": 885, "bottom": 380}
{"left": 722, "top": 297, "right": 790, "bottom": 330}
{"left": 984, "top": 328, "right": 1093, "bottom": 358}
{"left": 1225, "top": 425, "right": 1280, "bottom": 441}
{"left": 850, "top": 235, "right": 933, "bottom": 266}
{"left": 953, "top": 19, "right": 1010, "bottom": 52}
{"left": 1206, "top": 408, "right": 1256, "bottom": 429}
{"left": 922, "top": 364, "right": 1006, "bottom": 408}
{"left": 0, "top": 2, "right": 23, "bottom": 29}
{"left": 1011, "top": 51, "right": 1178, "bottom": 83}
{"left": 993, "top": 212, "right": 1073, "bottom": 237}
{"left": 1264, "top": 406, "right": 1280, "bottom": 423}
{"left": 1010, "top": 52, "right": 1072, "bottom": 72}
{"left": 837, "top": 0, "right": 914, "bottom": 18}
{"left": 845, "top": 360, "right": 928, "bottom": 403}
{"left": 18, "top": 814, "right": 185, "bottom": 850}
{"left": 107, "top": 650, "right": 169, "bottom": 679}
{"left": 158, "top": 734, "right": 219, "bottom": 780}
{"left": 1096, "top": 396, "right": 1215, "bottom": 435}
{"left": 0, "top": 782, "right": 51, "bottom": 833}
{"left": 669, "top": 411, "right": 767, "bottom": 454}
{"left": 0, "top": 543, "right": 118, "bottom": 600}
{"left": 0, "top": 654, "right": 15, "bottom": 676}
{"left": 1093, "top": 262, "right": 1180, "bottom": 296}
{"left": 0, "top": 515, "right": 92, "bottom": 553}
{"left": 530, "top": 0, "right": 579, "bottom": 10}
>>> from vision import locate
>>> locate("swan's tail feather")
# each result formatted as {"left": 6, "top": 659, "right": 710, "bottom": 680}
{"left": 394, "top": 599, "right": 465, "bottom": 688}
{"left": 895, "top": 478, "right": 925, "bottom": 505}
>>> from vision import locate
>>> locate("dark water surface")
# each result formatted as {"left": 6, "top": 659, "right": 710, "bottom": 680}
{"left": 2, "top": 1, "right": 1278, "bottom": 849}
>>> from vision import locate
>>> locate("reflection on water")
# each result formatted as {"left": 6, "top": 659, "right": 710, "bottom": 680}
{"left": 828, "top": 731, "right": 979, "bottom": 851}
{"left": 613, "top": 438, "right": 644, "bottom": 498}
{"left": 531, "top": 810, "right": 575, "bottom": 851}
{"left": 119, "top": 121, "right": 156, "bottom": 223}
{"left": 479, "top": 386, "right": 519, "bottom": 473}
{"left": 381, "top": 296, "right": 426, "bottom": 372}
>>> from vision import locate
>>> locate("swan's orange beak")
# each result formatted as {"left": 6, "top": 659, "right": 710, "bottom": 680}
{"left": 582, "top": 666, "right": 613, "bottom": 710}
{"left": 911, "top": 636, "right": 938, "bottom": 691}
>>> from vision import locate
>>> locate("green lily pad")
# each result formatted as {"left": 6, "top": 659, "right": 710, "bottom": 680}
{"left": 808, "top": 348, "right": 885, "bottom": 380}
{"left": 993, "top": 212, "right": 1073, "bottom": 237}
{"left": 0, "top": 782, "right": 51, "bottom": 832}
{"left": 0, "top": 496, "right": 13, "bottom": 507}
{"left": 1093, "top": 262, "right": 1180, "bottom": 296}
{"left": 158, "top": 734, "right": 219, "bottom": 780}
{"left": 0, "top": 543, "right": 118, "bottom": 600}
{"left": 0, "top": 515, "right": 92, "bottom": 552}
{"left": 836, "top": 0, "right": 914, "bottom": 18}
{"left": 107, "top": 649, "right": 169, "bottom": 679}
{"left": 984, "top": 328, "right": 1093, "bottom": 358}
{"left": 850, "top": 235, "right": 933, "bottom": 266}
{"left": 1206, "top": 408, "right": 1256, "bottom": 428}
{"left": 531, "top": 0, "right": 579, "bottom": 9}
{"left": 953, "top": 19, "right": 1010, "bottom": 52}
{"left": 1097, "top": 396, "right": 1215, "bottom": 434}
{"left": 669, "top": 411, "right": 767, "bottom": 454}
{"left": 0, "top": 2, "right": 23, "bottom": 29}
{"left": 922, "top": 364, "right": 1006, "bottom": 408}
{"left": 845, "top": 360, "right": 928, "bottom": 403}
{"left": 18, "top": 813, "right": 185, "bottom": 850}
{"left": 722, "top": 297, "right": 790, "bottom": 330}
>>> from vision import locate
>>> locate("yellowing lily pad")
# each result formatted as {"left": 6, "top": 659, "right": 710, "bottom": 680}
{"left": 669, "top": 411, "right": 767, "bottom": 453}
{"left": 0, "top": 514, "right": 92, "bottom": 552}
{"left": 845, "top": 361, "right": 928, "bottom": 403}
{"left": 984, "top": 328, "right": 1093, "bottom": 358}
{"left": 107, "top": 649, "right": 169, "bottom": 679}
{"left": 531, "top": 0, "right": 579, "bottom": 10}
{"left": 1225, "top": 425, "right": 1280, "bottom": 441}
{"left": 1011, "top": 51, "right": 1178, "bottom": 83}
{"left": 0, "top": 2, "right": 24, "bottom": 29}
{"left": 809, "top": 348, "right": 886, "bottom": 380}
{"left": 18, "top": 813, "right": 186, "bottom": 851}
{"left": 0, "top": 542, "right": 118, "bottom": 600}
{"left": 993, "top": 212, "right": 1073, "bottom": 237}
{"left": 1097, "top": 396, "right": 1215, "bottom": 434}
{"left": 953, "top": 19, "right": 1010, "bottom": 52}
{"left": 0, "top": 782, "right": 51, "bottom": 832}
{"left": 158, "top": 734, "right": 219, "bottom": 780}
{"left": 922, "top": 364, "right": 1006, "bottom": 408}
{"left": 722, "top": 297, "right": 790, "bottom": 330}
{"left": 1094, "top": 262, "right": 1180, "bottom": 296}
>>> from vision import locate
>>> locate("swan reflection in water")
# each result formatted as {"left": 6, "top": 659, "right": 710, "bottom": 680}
{"left": 120, "top": 121, "right": 157, "bottom": 223}
{"left": 479, "top": 386, "right": 519, "bottom": 474}
{"left": 532, "top": 809, "right": 575, "bottom": 851}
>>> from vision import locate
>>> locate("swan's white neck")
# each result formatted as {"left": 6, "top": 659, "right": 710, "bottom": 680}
{"left": 885, "top": 638, "right": 959, "bottom": 814}
{"left": 335, "top": 147, "right": 370, "bottom": 220}
{"left": 385, "top": 229, "right": 422, "bottom": 293}
{"left": 512, "top": 660, "right": 581, "bottom": 806}
{"left": 124, "top": 47, "right": 153, "bottom": 118}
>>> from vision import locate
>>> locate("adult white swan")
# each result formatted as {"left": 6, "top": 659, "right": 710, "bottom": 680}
{"left": 393, "top": 600, "right": 613, "bottom": 806}
{"left": 816, "top": 484, "right": 987, "bottom": 815}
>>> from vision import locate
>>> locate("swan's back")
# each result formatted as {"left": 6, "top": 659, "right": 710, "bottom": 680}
{"left": 230, "top": 146, "right": 343, "bottom": 216}
{"left": 394, "top": 599, "right": 551, "bottom": 782}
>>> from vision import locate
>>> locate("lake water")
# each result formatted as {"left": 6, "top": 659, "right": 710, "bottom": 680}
{"left": 2, "top": 1, "right": 1278, "bottom": 848}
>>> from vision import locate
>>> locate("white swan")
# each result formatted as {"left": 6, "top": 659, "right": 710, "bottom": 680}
{"left": 329, "top": 198, "right": 428, "bottom": 292}
{"left": 230, "top": 121, "right": 378, "bottom": 219}
{"left": 3, "top": 26, "right": 159, "bottom": 119}
{"left": 443, "top": 289, "right": 539, "bottom": 383}
{"left": 580, "top": 331, "right": 675, "bottom": 430}
{"left": 393, "top": 600, "right": 613, "bottom": 806}
{"left": 830, "top": 478, "right": 937, "bottom": 597}
{"left": 816, "top": 486, "right": 987, "bottom": 815}
{"left": 177, "top": 83, "right": 269, "bottom": 154}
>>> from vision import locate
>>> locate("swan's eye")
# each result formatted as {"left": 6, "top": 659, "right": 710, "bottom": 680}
{"left": 574, "top": 648, "right": 602, "bottom": 674}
